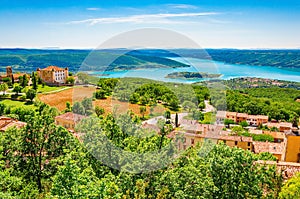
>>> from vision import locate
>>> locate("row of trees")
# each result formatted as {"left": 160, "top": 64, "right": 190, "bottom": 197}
{"left": 213, "top": 89, "right": 300, "bottom": 124}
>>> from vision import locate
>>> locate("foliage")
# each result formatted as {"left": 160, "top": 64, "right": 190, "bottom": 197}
{"left": 95, "top": 106, "right": 105, "bottom": 117}
{"left": 279, "top": 172, "right": 300, "bottom": 199}
{"left": 26, "top": 88, "right": 36, "bottom": 102}
{"left": 0, "top": 83, "right": 9, "bottom": 95}
{"left": 224, "top": 119, "right": 235, "bottom": 128}
{"left": 239, "top": 120, "right": 249, "bottom": 127}
{"left": 66, "top": 76, "right": 75, "bottom": 85}
{"left": 12, "top": 84, "right": 22, "bottom": 95}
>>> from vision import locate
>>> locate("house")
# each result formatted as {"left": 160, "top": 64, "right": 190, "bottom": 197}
{"left": 285, "top": 135, "right": 300, "bottom": 163}
{"left": 218, "top": 134, "right": 253, "bottom": 151}
{"left": 55, "top": 112, "right": 87, "bottom": 132}
{"left": 265, "top": 122, "right": 293, "bottom": 132}
{"left": 37, "top": 66, "right": 68, "bottom": 85}
{"left": 253, "top": 141, "right": 285, "bottom": 161}
{"left": 0, "top": 116, "right": 26, "bottom": 131}
{"left": 0, "top": 66, "right": 27, "bottom": 83}
{"left": 216, "top": 111, "right": 269, "bottom": 126}
{"left": 247, "top": 115, "right": 268, "bottom": 126}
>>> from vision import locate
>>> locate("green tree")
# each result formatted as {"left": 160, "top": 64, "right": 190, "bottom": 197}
{"left": 164, "top": 110, "right": 171, "bottom": 119}
{"left": 12, "top": 84, "right": 22, "bottom": 96}
{"left": 65, "top": 101, "right": 72, "bottom": 113}
{"left": 20, "top": 74, "right": 28, "bottom": 88}
{"left": 16, "top": 105, "right": 76, "bottom": 193}
{"left": 139, "top": 106, "right": 146, "bottom": 119}
{"left": 66, "top": 76, "right": 75, "bottom": 85}
{"left": 95, "top": 90, "right": 106, "bottom": 99}
{"left": 72, "top": 101, "right": 85, "bottom": 115}
{"left": 224, "top": 119, "right": 235, "bottom": 128}
{"left": 25, "top": 88, "right": 36, "bottom": 102}
{"left": 175, "top": 112, "right": 179, "bottom": 127}
{"left": 2, "top": 77, "right": 12, "bottom": 87}
{"left": 191, "top": 109, "right": 204, "bottom": 121}
{"left": 31, "top": 72, "right": 38, "bottom": 90}
{"left": 0, "top": 83, "right": 8, "bottom": 96}
{"left": 95, "top": 106, "right": 105, "bottom": 117}
{"left": 239, "top": 120, "right": 249, "bottom": 128}
{"left": 182, "top": 100, "right": 196, "bottom": 112}
{"left": 50, "top": 157, "right": 100, "bottom": 199}
{"left": 82, "top": 97, "right": 93, "bottom": 115}
{"left": 279, "top": 172, "right": 300, "bottom": 199}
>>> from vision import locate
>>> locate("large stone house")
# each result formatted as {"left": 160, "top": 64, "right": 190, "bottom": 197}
{"left": 37, "top": 66, "right": 68, "bottom": 85}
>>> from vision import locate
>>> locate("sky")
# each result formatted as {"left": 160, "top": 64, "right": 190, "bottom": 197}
{"left": 0, "top": 0, "right": 300, "bottom": 49}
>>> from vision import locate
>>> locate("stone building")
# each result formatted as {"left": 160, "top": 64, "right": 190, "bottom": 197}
{"left": 37, "top": 66, "right": 68, "bottom": 85}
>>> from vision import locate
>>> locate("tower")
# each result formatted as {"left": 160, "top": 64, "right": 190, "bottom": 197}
{"left": 6, "top": 66, "right": 13, "bottom": 78}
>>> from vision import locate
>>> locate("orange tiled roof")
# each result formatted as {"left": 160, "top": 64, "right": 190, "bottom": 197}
{"left": 0, "top": 121, "right": 27, "bottom": 131}
{"left": 252, "top": 141, "right": 284, "bottom": 155}
{"left": 263, "top": 131, "right": 285, "bottom": 140}
{"left": 256, "top": 115, "right": 269, "bottom": 120}
{"left": 226, "top": 112, "right": 237, "bottom": 117}
{"left": 41, "top": 66, "right": 66, "bottom": 71}
{"left": 55, "top": 112, "right": 87, "bottom": 123}
{"left": 0, "top": 117, "right": 26, "bottom": 131}
{"left": 237, "top": 113, "right": 248, "bottom": 118}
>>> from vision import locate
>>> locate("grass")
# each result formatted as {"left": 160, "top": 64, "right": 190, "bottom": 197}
{"left": 37, "top": 85, "right": 69, "bottom": 93}
{"left": 0, "top": 99, "right": 35, "bottom": 108}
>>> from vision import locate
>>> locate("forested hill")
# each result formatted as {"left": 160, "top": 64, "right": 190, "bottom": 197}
{"left": 0, "top": 49, "right": 188, "bottom": 73}
{"left": 174, "top": 49, "right": 300, "bottom": 69}
{"left": 0, "top": 48, "right": 300, "bottom": 73}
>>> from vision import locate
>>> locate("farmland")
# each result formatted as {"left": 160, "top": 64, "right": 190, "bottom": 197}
{"left": 37, "top": 85, "right": 166, "bottom": 116}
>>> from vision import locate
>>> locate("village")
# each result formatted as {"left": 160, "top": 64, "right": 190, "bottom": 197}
{"left": 1, "top": 64, "right": 300, "bottom": 181}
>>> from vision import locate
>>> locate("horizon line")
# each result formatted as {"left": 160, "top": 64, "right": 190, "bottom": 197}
{"left": 0, "top": 47, "right": 300, "bottom": 51}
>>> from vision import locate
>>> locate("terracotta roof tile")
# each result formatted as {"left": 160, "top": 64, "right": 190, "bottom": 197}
{"left": 252, "top": 141, "right": 284, "bottom": 155}
{"left": 55, "top": 112, "right": 87, "bottom": 123}
{"left": 41, "top": 66, "right": 66, "bottom": 71}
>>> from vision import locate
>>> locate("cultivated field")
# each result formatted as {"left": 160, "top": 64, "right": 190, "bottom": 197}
{"left": 38, "top": 86, "right": 166, "bottom": 116}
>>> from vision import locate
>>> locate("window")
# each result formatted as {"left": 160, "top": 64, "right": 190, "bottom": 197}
{"left": 235, "top": 141, "right": 238, "bottom": 145}
{"left": 248, "top": 142, "right": 251, "bottom": 146}
{"left": 191, "top": 139, "right": 195, "bottom": 145}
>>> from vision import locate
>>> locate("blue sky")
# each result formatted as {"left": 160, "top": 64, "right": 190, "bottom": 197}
{"left": 0, "top": 0, "right": 299, "bottom": 49}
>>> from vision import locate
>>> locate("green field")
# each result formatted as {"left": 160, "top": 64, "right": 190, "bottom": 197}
{"left": 37, "top": 85, "right": 69, "bottom": 93}
{"left": 0, "top": 99, "right": 34, "bottom": 108}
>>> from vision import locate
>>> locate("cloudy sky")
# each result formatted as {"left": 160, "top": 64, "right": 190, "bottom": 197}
{"left": 0, "top": 0, "right": 300, "bottom": 49}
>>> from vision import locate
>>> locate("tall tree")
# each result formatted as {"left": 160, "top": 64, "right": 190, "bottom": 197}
{"left": 31, "top": 72, "right": 38, "bottom": 90}
{"left": 17, "top": 104, "right": 76, "bottom": 193}
{"left": 175, "top": 112, "right": 179, "bottom": 127}
{"left": 139, "top": 106, "right": 146, "bottom": 119}
{"left": 26, "top": 89, "right": 36, "bottom": 102}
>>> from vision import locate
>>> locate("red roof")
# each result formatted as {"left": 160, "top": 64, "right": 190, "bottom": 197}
{"left": 41, "top": 66, "right": 66, "bottom": 71}
{"left": 55, "top": 112, "right": 87, "bottom": 123}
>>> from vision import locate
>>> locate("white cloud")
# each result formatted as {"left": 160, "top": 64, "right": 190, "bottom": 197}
{"left": 86, "top": 7, "right": 101, "bottom": 11}
{"left": 167, "top": 4, "right": 198, "bottom": 9}
{"left": 68, "top": 12, "right": 219, "bottom": 25}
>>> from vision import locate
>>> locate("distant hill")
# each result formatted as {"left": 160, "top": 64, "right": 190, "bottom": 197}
{"left": 0, "top": 49, "right": 189, "bottom": 73}
{"left": 0, "top": 48, "right": 300, "bottom": 73}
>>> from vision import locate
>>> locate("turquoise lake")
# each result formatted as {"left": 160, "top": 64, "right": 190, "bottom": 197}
{"left": 88, "top": 57, "right": 300, "bottom": 83}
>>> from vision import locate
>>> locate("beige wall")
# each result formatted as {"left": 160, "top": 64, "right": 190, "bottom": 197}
{"left": 285, "top": 135, "right": 300, "bottom": 162}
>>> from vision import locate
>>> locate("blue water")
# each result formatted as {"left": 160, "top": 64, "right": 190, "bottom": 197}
{"left": 88, "top": 57, "right": 300, "bottom": 83}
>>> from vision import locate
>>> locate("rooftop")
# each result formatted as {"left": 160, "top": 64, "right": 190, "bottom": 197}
{"left": 55, "top": 112, "right": 87, "bottom": 123}
{"left": 40, "top": 66, "right": 66, "bottom": 71}
{"left": 252, "top": 141, "right": 284, "bottom": 155}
